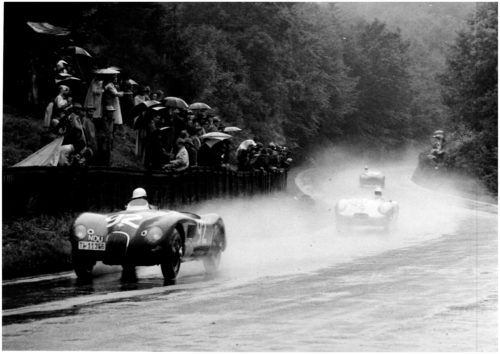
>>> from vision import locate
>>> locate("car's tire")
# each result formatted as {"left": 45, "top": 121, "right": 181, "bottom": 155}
{"left": 161, "top": 228, "right": 182, "bottom": 281}
{"left": 203, "top": 225, "right": 224, "bottom": 274}
{"left": 121, "top": 264, "right": 137, "bottom": 281}
{"left": 72, "top": 251, "right": 95, "bottom": 280}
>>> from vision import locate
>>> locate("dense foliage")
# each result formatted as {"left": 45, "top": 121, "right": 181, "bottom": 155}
{"left": 5, "top": 2, "right": 495, "bottom": 193}
{"left": 439, "top": 3, "right": 498, "bottom": 193}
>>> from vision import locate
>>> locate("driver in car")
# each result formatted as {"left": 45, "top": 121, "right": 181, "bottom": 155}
{"left": 126, "top": 187, "right": 153, "bottom": 210}
{"left": 374, "top": 187, "right": 383, "bottom": 200}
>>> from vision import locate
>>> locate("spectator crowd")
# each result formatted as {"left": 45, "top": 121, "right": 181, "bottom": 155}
{"left": 43, "top": 60, "right": 292, "bottom": 173}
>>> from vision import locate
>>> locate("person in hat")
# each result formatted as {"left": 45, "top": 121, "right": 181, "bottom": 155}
{"left": 125, "top": 187, "right": 152, "bottom": 211}
{"left": 163, "top": 138, "right": 189, "bottom": 172}
{"left": 102, "top": 74, "right": 125, "bottom": 127}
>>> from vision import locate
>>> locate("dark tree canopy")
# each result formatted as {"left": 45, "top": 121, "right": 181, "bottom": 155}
{"left": 5, "top": 2, "right": 491, "bottom": 175}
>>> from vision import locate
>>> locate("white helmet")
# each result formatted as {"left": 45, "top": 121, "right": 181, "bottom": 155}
{"left": 132, "top": 187, "right": 147, "bottom": 199}
{"left": 374, "top": 187, "right": 383, "bottom": 196}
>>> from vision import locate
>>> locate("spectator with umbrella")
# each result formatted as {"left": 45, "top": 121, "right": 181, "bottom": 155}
{"left": 102, "top": 72, "right": 132, "bottom": 139}
{"left": 197, "top": 132, "right": 232, "bottom": 168}
{"left": 144, "top": 113, "right": 170, "bottom": 170}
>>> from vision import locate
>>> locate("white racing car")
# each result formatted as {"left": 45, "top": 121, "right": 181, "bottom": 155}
{"left": 359, "top": 167, "right": 385, "bottom": 188}
{"left": 335, "top": 190, "right": 399, "bottom": 232}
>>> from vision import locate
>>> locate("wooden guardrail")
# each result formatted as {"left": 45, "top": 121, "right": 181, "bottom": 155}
{"left": 2, "top": 166, "right": 288, "bottom": 216}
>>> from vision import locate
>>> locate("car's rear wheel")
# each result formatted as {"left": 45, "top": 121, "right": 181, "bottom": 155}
{"left": 161, "top": 228, "right": 182, "bottom": 281}
{"left": 203, "top": 225, "right": 224, "bottom": 274}
{"left": 72, "top": 251, "right": 95, "bottom": 280}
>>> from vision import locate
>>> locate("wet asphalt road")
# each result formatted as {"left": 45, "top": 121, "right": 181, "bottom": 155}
{"left": 2, "top": 163, "right": 497, "bottom": 351}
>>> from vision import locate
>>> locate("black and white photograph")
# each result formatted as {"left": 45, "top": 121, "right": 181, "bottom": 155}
{"left": 2, "top": 1, "right": 497, "bottom": 351}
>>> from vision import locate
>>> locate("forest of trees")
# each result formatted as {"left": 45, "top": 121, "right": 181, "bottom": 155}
{"left": 3, "top": 2, "right": 497, "bottom": 192}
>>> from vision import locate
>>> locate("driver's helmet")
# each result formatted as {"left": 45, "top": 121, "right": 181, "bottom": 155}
{"left": 374, "top": 187, "right": 383, "bottom": 197}
{"left": 131, "top": 187, "right": 147, "bottom": 200}
{"left": 364, "top": 166, "right": 368, "bottom": 171}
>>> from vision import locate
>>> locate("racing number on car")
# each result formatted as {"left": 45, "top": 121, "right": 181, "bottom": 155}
{"left": 106, "top": 214, "right": 143, "bottom": 229}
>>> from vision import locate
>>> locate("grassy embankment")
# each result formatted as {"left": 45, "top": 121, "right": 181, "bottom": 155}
{"left": 2, "top": 105, "right": 142, "bottom": 279}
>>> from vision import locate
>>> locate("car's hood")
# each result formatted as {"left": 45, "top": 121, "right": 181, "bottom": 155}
{"left": 337, "top": 198, "right": 393, "bottom": 217}
{"left": 73, "top": 210, "right": 198, "bottom": 237}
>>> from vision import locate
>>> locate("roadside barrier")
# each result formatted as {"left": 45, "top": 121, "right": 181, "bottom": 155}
{"left": 2, "top": 166, "right": 288, "bottom": 216}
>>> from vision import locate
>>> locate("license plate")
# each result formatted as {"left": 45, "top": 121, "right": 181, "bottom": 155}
{"left": 78, "top": 241, "right": 106, "bottom": 251}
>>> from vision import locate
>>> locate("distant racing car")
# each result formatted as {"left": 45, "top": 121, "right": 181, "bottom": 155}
{"left": 70, "top": 208, "right": 227, "bottom": 281}
{"left": 335, "top": 195, "right": 399, "bottom": 231}
{"left": 359, "top": 167, "right": 385, "bottom": 188}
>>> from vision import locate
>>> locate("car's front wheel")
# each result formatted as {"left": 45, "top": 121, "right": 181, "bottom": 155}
{"left": 161, "top": 228, "right": 182, "bottom": 281}
{"left": 72, "top": 251, "right": 95, "bottom": 280}
{"left": 203, "top": 226, "right": 224, "bottom": 274}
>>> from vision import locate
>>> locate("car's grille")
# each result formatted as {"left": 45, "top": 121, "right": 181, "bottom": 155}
{"left": 353, "top": 213, "right": 369, "bottom": 219}
{"left": 105, "top": 232, "right": 129, "bottom": 258}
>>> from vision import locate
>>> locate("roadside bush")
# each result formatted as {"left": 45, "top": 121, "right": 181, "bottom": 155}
{"left": 2, "top": 213, "right": 76, "bottom": 279}
{"left": 444, "top": 128, "right": 498, "bottom": 194}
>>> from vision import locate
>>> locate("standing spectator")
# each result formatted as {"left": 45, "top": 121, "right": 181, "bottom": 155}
{"left": 120, "top": 79, "right": 135, "bottom": 127}
{"left": 171, "top": 109, "right": 187, "bottom": 138}
{"left": 84, "top": 76, "right": 104, "bottom": 120}
{"left": 95, "top": 93, "right": 115, "bottom": 166}
{"left": 103, "top": 74, "right": 127, "bottom": 137}
{"left": 144, "top": 114, "right": 169, "bottom": 169}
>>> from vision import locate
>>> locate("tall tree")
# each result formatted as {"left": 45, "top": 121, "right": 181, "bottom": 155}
{"left": 439, "top": 3, "right": 498, "bottom": 192}
{"left": 343, "top": 20, "right": 412, "bottom": 150}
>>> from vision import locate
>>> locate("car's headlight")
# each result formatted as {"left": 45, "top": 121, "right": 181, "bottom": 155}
{"left": 74, "top": 225, "right": 87, "bottom": 239}
{"left": 145, "top": 226, "right": 163, "bottom": 243}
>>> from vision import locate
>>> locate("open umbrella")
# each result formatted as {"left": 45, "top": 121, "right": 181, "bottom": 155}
{"left": 127, "top": 78, "right": 139, "bottom": 86}
{"left": 163, "top": 97, "right": 189, "bottom": 110}
{"left": 189, "top": 102, "right": 211, "bottom": 110}
{"left": 223, "top": 126, "right": 242, "bottom": 133}
{"left": 55, "top": 76, "right": 82, "bottom": 89}
{"left": 93, "top": 68, "right": 120, "bottom": 75}
{"left": 132, "top": 100, "right": 161, "bottom": 117}
{"left": 201, "top": 132, "right": 232, "bottom": 148}
{"left": 132, "top": 100, "right": 162, "bottom": 129}
{"left": 66, "top": 46, "right": 92, "bottom": 57}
